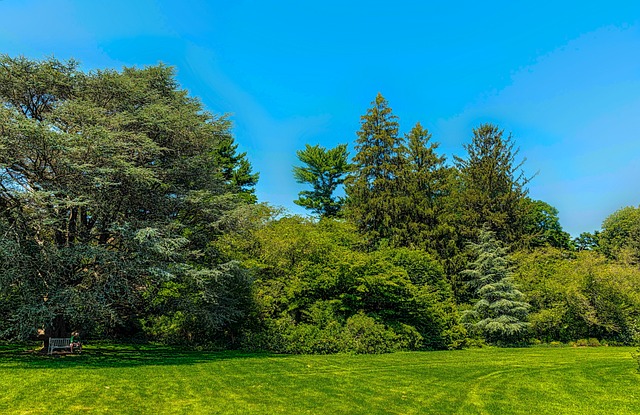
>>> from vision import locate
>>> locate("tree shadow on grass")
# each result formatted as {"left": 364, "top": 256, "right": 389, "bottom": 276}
{"left": 0, "top": 343, "right": 283, "bottom": 369}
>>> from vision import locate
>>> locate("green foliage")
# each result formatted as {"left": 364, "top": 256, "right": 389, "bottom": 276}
{"left": 345, "top": 93, "right": 404, "bottom": 245}
{"left": 521, "top": 199, "right": 571, "bottom": 249}
{"left": 461, "top": 228, "right": 530, "bottom": 344}
{"left": 394, "top": 122, "right": 454, "bottom": 253}
{"left": 514, "top": 248, "right": 640, "bottom": 344}
{"left": 2, "top": 54, "right": 639, "bottom": 357}
{"left": 345, "top": 95, "right": 456, "bottom": 257}
{"left": 246, "top": 311, "right": 419, "bottom": 354}
{"left": 225, "top": 215, "right": 464, "bottom": 352}
{"left": 0, "top": 55, "right": 256, "bottom": 344}
{"left": 453, "top": 124, "right": 531, "bottom": 246}
{"left": 293, "top": 143, "right": 350, "bottom": 217}
{"left": 573, "top": 231, "right": 600, "bottom": 251}
{"left": 599, "top": 205, "right": 640, "bottom": 263}
{"left": 215, "top": 128, "right": 260, "bottom": 203}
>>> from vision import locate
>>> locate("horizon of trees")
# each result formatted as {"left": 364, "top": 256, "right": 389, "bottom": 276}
{"left": 1, "top": 56, "right": 639, "bottom": 354}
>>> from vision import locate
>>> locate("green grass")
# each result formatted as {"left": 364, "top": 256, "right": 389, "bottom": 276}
{"left": 0, "top": 344, "right": 638, "bottom": 414}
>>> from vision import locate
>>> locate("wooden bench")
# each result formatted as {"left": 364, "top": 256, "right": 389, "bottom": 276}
{"left": 48, "top": 337, "right": 72, "bottom": 354}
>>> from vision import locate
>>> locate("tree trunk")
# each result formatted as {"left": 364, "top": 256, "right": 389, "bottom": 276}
{"left": 41, "top": 314, "right": 69, "bottom": 354}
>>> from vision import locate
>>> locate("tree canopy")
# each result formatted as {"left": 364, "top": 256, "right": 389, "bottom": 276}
{"left": 0, "top": 55, "right": 256, "bottom": 345}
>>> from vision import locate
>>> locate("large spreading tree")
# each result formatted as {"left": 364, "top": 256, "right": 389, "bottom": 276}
{"left": 0, "top": 55, "right": 256, "bottom": 347}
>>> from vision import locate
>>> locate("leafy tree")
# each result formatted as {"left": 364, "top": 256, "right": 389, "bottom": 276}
{"left": 453, "top": 124, "right": 532, "bottom": 245}
{"left": 462, "top": 228, "right": 530, "bottom": 344}
{"left": 574, "top": 231, "right": 600, "bottom": 251}
{"left": 599, "top": 205, "right": 640, "bottom": 264}
{"left": 521, "top": 199, "right": 571, "bottom": 249}
{"left": 0, "top": 55, "right": 255, "bottom": 347}
{"left": 345, "top": 93, "right": 405, "bottom": 245}
{"left": 514, "top": 248, "right": 640, "bottom": 344}
{"left": 293, "top": 143, "right": 350, "bottom": 217}
{"left": 221, "top": 215, "right": 465, "bottom": 352}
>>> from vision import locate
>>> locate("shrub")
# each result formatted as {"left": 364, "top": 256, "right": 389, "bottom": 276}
{"left": 141, "top": 312, "right": 189, "bottom": 344}
{"left": 241, "top": 312, "right": 427, "bottom": 354}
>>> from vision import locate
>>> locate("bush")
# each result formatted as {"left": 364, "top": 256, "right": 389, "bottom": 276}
{"left": 229, "top": 217, "right": 465, "bottom": 353}
{"left": 514, "top": 249, "right": 640, "bottom": 345}
{"left": 462, "top": 338, "right": 488, "bottom": 348}
{"left": 141, "top": 312, "right": 189, "bottom": 344}
{"left": 241, "top": 312, "right": 427, "bottom": 354}
{"left": 340, "top": 313, "right": 401, "bottom": 354}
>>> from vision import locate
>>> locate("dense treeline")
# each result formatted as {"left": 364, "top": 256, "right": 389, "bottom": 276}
{"left": 0, "top": 57, "right": 638, "bottom": 353}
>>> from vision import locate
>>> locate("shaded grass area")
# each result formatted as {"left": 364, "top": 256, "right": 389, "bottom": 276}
{"left": 0, "top": 344, "right": 638, "bottom": 414}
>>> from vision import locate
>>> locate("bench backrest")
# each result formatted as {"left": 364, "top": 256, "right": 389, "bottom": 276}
{"left": 49, "top": 337, "right": 71, "bottom": 346}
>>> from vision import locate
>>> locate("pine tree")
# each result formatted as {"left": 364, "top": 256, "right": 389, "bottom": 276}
{"left": 345, "top": 93, "right": 404, "bottom": 245}
{"left": 461, "top": 227, "right": 530, "bottom": 344}
{"left": 293, "top": 143, "right": 350, "bottom": 217}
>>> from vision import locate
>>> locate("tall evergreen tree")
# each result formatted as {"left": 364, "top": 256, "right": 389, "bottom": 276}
{"left": 453, "top": 123, "right": 532, "bottom": 245}
{"left": 293, "top": 143, "right": 350, "bottom": 217}
{"left": 461, "top": 228, "right": 530, "bottom": 344}
{"left": 396, "top": 122, "right": 453, "bottom": 252}
{"left": 345, "top": 93, "right": 405, "bottom": 245}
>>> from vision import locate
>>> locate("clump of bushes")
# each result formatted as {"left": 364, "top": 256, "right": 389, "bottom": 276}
{"left": 570, "top": 338, "right": 603, "bottom": 347}
{"left": 222, "top": 218, "right": 466, "bottom": 354}
{"left": 242, "top": 313, "right": 422, "bottom": 354}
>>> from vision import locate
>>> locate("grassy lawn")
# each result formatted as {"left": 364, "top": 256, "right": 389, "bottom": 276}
{"left": 0, "top": 344, "right": 638, "bottom": 414}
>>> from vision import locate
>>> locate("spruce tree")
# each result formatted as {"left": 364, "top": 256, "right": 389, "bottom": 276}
{"left": 396, "top": 122, "right": 452, "bottom": 252}
{"left": 345, "top": 93, "right": 404, "bottom": 245}
{"left": 461, "top": 227, "right": 530, "bottom": 344}
{"left": 453, "top": 124, "right": 531, "bottom": 245}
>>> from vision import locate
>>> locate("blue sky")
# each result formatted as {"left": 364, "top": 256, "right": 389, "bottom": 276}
{"left": 1, "top": 0, "right": 639, "bottom": 236}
